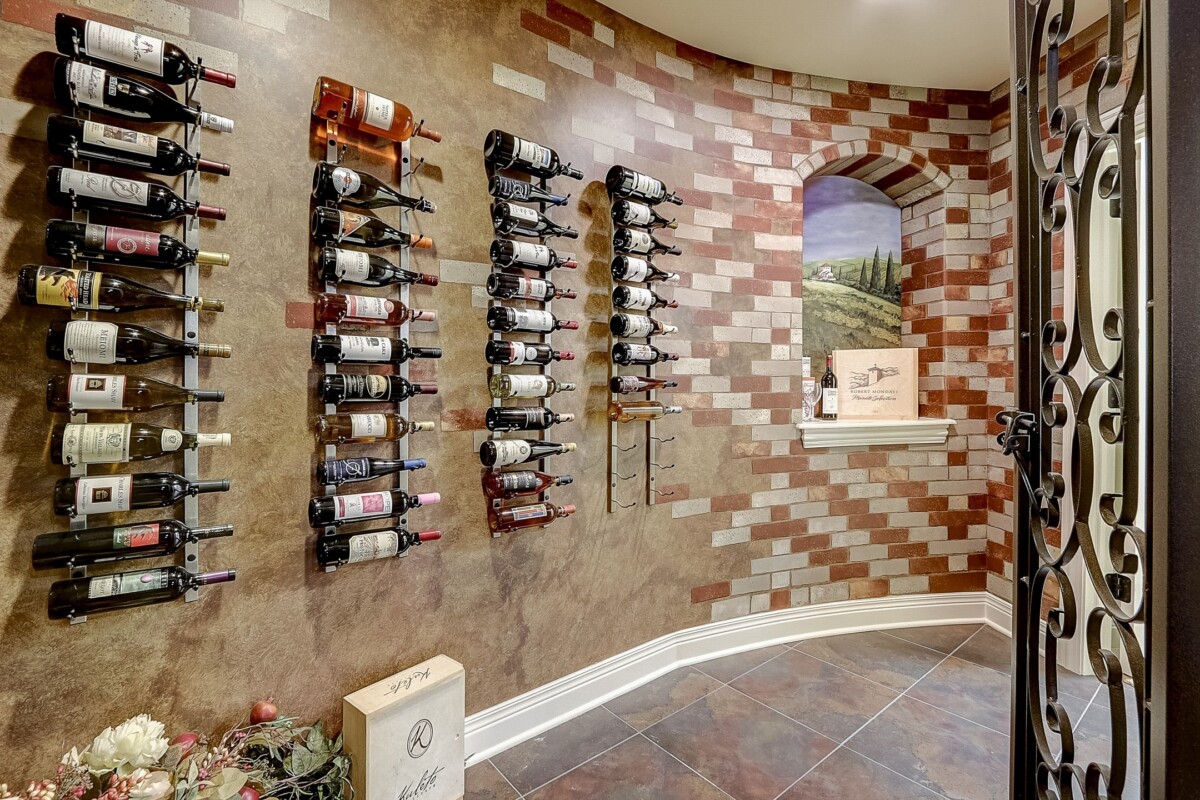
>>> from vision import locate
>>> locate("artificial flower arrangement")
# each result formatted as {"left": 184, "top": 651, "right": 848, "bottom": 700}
{"left": 2, "top": 700, "right": 349, "bottom": 800}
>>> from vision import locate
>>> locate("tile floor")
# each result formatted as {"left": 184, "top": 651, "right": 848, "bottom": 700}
{"left": 465, "top": 624, "right": 1132, "bottom": 800}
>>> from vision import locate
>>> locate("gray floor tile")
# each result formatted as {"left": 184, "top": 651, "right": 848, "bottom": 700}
{"left": 954, "top": 627, "right": 1013, "bottom": 675}
{"left": 907, "top": 655, "right": 1011, "bottom": 733}
{"left": 691, "top": 644, "right": 789, "bottom": 683}
{"left": 604, "top": 667, "right": 723, "bottom": 731}
{"left": 465, "top": 760, "right": 521, "bottom": 800}
{"left": 886, "top": 624, "right": 983, "bottom": 654}
{"left": 779, "top": 747, "right": 944, "bottom": 799}
{"left": 795, "top": 631, "right": 947, "bottom": 691}
{"left": 491, "top": 706, "right": 635, "bottom": 794}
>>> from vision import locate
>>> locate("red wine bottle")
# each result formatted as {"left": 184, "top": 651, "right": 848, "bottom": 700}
{"left": 311, "top": 207, "right": 432, "bottom": 249}
{"left": 33, "top": 520, "right": 233, "bottom": 569}
{"left": 491, "top": 202, "right": 578, "bottom": 239}
{"left": 614, "top": 228, "right": 680, "bottom": 256}
{"left": 610, "top": 375, "right": 679, "bottom": 394}
{"left": 47, "top": 166, "right": 226, "bottom": 221}
{"left": 53, "top": 472, "right": 230, "bottom": 517}
{"left": 312, "top": 162, "right": 435, "bottom": 212}
{"left": 488, "top": 502, "right": 576, "bottom": 534}
{"left": 490, "top": 240, "right": 576, "bottom": 272}
{"left": 485, "top": 340, "right": 574, "bottom": 365}
{"left": 481, "top": 470, "right": 572, "bottom": 500}
{"left": 486, "top": 273, "right": 575, "bottom": 301}
{"left": 612, "top": 342, "right": 678, "bottom": 365}
{"left": 311, "top": 334, "right": 441, "bottom": 365}
{"left": 486, "top": 306, "right": 578, "bottom": 333}
{"left": 308, "top": 488, "right": 440, "bottom": 528}
{"left": 316, "top": 528, "right": 440, "bottom": 568}
{"left": 479, "top": 439, "right": 575, "bottom": 468}
{"left": 317, "top": 457, "right": 426, "bottom": 487}
{"left": 48, "top": 567, "right": 236, "bottom": 620}
{"left": 484, "top": 130, "right": 582, "bottom": 179}
{"left": 47, "top": 115, "right": 230, "bottom": 176}
{"left": 55, "top": 15, "right": 237, "bottom": 86}
{"left": 613, "top": 285, "right": 678, "bottom": 311}
{"left": 47, "top": 373, "right": 223, "bottom": 413}
{"left": 51, "top": 422, "right": 230, "bottom": 466}
{"left": 821, "top": 354, "right": 839, "bottom": 421}
{"left": 610, "top": 313, "right": 678, "bottom": 338}
{"left": 489, "top": 175, "right": 568, "bottom": 206}
{"left": 485, "top": 406, "right": 574, "bottom": 432}
{"left": 18, "top": 265, "right": 223, "bottom": 313}
{"left": 611, "top": 255, "right": 680, "bottom": 283}
{"left": 46, "top": 220, "right": 230, "bottom": 270}
{"left": 54, "top": 59, "right": 234, "bottom": 132}
{"left": 47, "top": 320, "right": 231, "bottom": 364}
{"left": 612, "top": 199, "right": 677, "bottom": 230}
{"left": 319, "top": 247, "right": 438, "bottom": 287}
{"left": 318, "top": 374, "right": 436, "bottom": 405}
{"left": 606, "top": 165, "right": 682, "bottom": 205}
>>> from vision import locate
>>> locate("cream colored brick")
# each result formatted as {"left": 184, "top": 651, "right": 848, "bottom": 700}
{"left": 492, "top": 64, "right": 545, "bottom": 101}
{"left": 655, "top": 51, "right": 694, "bottom": 80}
{"left": 547, "top": 43, "right": 593, "bottom": 78}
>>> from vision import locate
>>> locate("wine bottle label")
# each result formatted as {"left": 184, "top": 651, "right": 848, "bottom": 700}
{"left": 511, "top": 241, "right": 551, "bottom": 266}
{"left": 511, "top": 309, "right": 555, "bottom": 331}
{"left": 84, "top": 21, "right": 165, "bottom": 75}
{"left": 334, "top": 491, "right": 393, "bottom": 521}
{"left": 506, "top": 344, "right": 539, "bottom": 365}
{"left": 33, "top": 266, "right": 96, "bottom": 309}
{"left": 624, "top": 230, "right": 654, "bottom": 253}
{"left": 613, "top": 376, "right": 645, "bottom": 393}
{"left": 361, "top": 91, "right": 395, "bottom": 131}
{"left": 500, "top": 472, "right": 540, "bottom": 492}
{"left": 198, "top": 112, "right": 235, "bottom": 133}
{"left": 160, "top": 429, "right": 184, "bottom": 451}
{"left": 113, "top": 523, "right": 160, "bottom": 549}
{"left": 625, "top": 202, "right": 653, "bottom": 226}
{"left": 67, "top": 374, "right": 127, "bottom": 410}
{"left": 343, "top": 374, "right": 391, "bottom": 399}
{"left": 87, "top": 568, "right": 166, "bottom": 599}
{"left": 59, "top": 168, "right": 148, "bottom": 207}
{"left": 620, "top": 315, "right": 655, "bottom": 337}
{"left": 339, "top": 335, "right": 391, "bottom": 361}
{"left": 516, "top": 277, "right": 548, "bottom": 299}
{"left": 515, "top": 137, "right": 552, "bottom": 169}
{"left": 346, "top": 295, "right": 393, "bottom": 321}
{"left": 347, "top": 531, "right": 400, "bottom": 563}
{"left": 618, "top": 257, "right": 650, "bottom": 281}
{"left": 339, "top": 211, "right": 370, "bottom": 237}
{"left": 63, "top": 320, "right": 119, "bottom": 364}
{"left": 83, "top": 121, "right": 158, "bottom": 157}
{"left": 334, "top": 249, "right": 371, "bottom": 281}
{"left": 624, "top": 344, "right": 655, "bottom": 361}
{"left": 504, "top": 375, "right": 551, "bottom": 398}
{"left": 510, "top": 504, "right": 550, "bottom": 522}
{"left": 325, "top": 457, "right": 371, "bottom": 482}
{"left": 75, "top": 474, "right": 133, "bottom": 514}
{"left": 631, "top": 172, "right": 661, "bottom": 197}
{"left": 87, "top": 224, "right": 161, "bottom": 257}
{"left": 330, "top": 167, "right": 362, "bottom": 196}
{"left": 350, "top": 413, "right": 388, "bottom": 438}
{"left": 492, "top": 439, "right": 533, "bottom": 466}
{"left": 620, "top": 287, "right": 655, "bottom": 311}
{"left": 823, "top": 388, "right": 839, "bottom": 415}
{"left": 60, "top": 423, "right": 132, "bottom": 465}
{"left": 66, "top": 61, "right": 108, "bottom": 108}
{"left": 507, "top": 204, "right": 539, "bottom": 224}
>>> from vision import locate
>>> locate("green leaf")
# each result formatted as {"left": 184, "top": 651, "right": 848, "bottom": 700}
{"left": 215, "top": 769, "right": 247, "bottom": 800}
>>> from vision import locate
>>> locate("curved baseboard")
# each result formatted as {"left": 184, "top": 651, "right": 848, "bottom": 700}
{"left": 465, "top": 590, "right": 1012, "bottom": 765}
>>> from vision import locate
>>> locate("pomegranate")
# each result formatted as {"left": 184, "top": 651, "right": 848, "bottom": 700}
{"left": 249, "top": 697, "right": 278, "bottom": 725}
{"left": 238, "top": 787, "right": 260, "bottom": 800}
{"left": 169, "top": 732, "right": 200, "bottom": 758}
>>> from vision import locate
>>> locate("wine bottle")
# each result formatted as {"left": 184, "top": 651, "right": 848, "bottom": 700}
{"left": 484, "top": 341, "right": 574, "bottom": 366}
{"left": 611, "top": 255, "right": 679, "bottom": 283}
{"left": 315, "top": 413, "right": 434, "bottom": 445}
{"left": 312, "top": 76, "right": 441, "bottom": 142}
{"left": 47, "top": 115, "right": 230, "bottom": 176}
{"left": 47, "top": 167, "right": 226, "bottom": 221}
{"left": 53, "top": 472, "right": 230, "bottom": 517}
{"left": 490, "top": 202, "right": 578, "bottom": 239}
{"left": 489, "top": 175, "right": 568, "bottom": 206}
{"left": 312, "top": 162, "right": 436, "bottom": 212}
{"left": 609, "top": 375, "right": 679, "bottom": 394}
{"left": 486, "top": 406, "right": 574, "bottom": 431}
{"left": 316, "top": 528, "right": 441, "bottom": 568}
{"left": 319, "top": 247, "right": 438, "bottom": 288}
{"left": 47, "top": 320, "right": 231, "bottom": 365}
{"left": 33, "top": 520, "right": 233, "bottom": 570}
{"left": 490, "top": 240, "right": 576, "bottom": 272}
{"left": 19, "top": 265, "right": 223, "bottom": 313}
{"left": 48, "top": 567, "right": 236, "bottom": 620}
{"left": 488, "top": 502, "right": 576, "bottom": 534}
{"left": 315, "top": 293, "right": 435, "bottom": 326}
{"left": 311, "top": 334, "right": 441, "bottom": 365}
{"left": 55, "top": 15, "right": 236, "bottom": 86}
{"left": 485, "top": 273, "right": 575, "bottom": 302}
{"left": 612, "top": 285, "right": 678, "bottom": 312}
{"left": 614, "top": 228, "right": 681, "bottom": 257}
{"left": 308, "top": 488, "right": 440, "bottom": 528}
{"left": 612, "top": 342, "right": 679, "bottom": 365}
{"left": 51, "top": 422, "right": 231, "bottom": 466}
{"left": 311, "top": 207, "right": 432, "bottom": 249}
{"left": 54, "top": 59, "right": 234, "bottom": 132}
{"left": 481, "top": 469, "right": 572, "bottom": 500}
{"left": 488, "top": 374, "right": 576, "bottom": 400}
{"left": 47, "top": 373, "right": 223, "bottom": 413}
{"left": 486, "top": 307, "right": 578, "bottom": 333}
{"left": 46, "top": 220, "right": 230, "bottom": 270}
{"left": 821, "top": 354, "right": 839, "bottom": 421}
{"left": 317, "top": 456, "right": 426, "bottom": 487}
{"left": 479, "top": 439, "right": 575, "bottom": 468}
{"left": 609, "top": 401, "right": 684, "bottom": 422}
{"left": 484, "top": 130, "right": 582, "bottom": 179}
{"left": 606, "top": 165, "right": 682, "bottom": 205}
{"left": 317, "top": 374, "right": 436, "bottom": 405}
{"left": 611, "top": 199, "right": 677, "bottom": 230}
{"left": 609, "top": 313, "right": 678, "bottom": 338}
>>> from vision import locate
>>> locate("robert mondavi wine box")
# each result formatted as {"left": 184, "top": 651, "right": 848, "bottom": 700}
{"left": 343, "top": 655, "right": 465, "bottom": 800}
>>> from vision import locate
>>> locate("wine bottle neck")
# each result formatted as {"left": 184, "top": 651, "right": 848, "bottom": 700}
{"left": 190, "top": 525, "right": 235, "bottom": 541}
{"left": 191, "top": 389, "right": 225, "bottom": 402}
{"left": 192, "top": 479, "right": 232, "bottom": 494}
{"left": 195, "top": 569, "right": 236, "bottom": 586}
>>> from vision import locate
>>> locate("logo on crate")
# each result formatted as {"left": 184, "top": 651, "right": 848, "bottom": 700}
{"left": 407, "top": 719, "right": 433, "bottom": 759}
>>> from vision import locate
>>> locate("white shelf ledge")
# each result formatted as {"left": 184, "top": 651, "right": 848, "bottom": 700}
{"left": 796, "top": 418, "right": 956, "bottom": 449}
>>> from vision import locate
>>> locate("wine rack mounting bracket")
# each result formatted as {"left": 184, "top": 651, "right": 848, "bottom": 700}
{"left": 180, "top": 70, "right": 203, "bottom": 600}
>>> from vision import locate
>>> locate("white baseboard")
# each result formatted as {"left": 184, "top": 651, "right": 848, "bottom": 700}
{"left": 465, "top": 590, "right": 1014, "bottom": 765}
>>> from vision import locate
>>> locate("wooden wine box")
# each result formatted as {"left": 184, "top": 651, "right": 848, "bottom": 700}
{"left": 343, "top": 655, "right": 465, "bottom": 800}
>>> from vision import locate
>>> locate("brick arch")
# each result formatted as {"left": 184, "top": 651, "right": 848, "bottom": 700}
{"left": 794, "top": 140, "right": 952, "bottom": 208}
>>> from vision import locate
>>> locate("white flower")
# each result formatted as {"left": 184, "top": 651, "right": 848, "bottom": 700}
{"left": 128, "top": 770, "right": 172, "bottom": 800}
{"left": 60, "top": 747, "right": 82, "bottom": 768}
{"left": 83, "top": 715, "right": 170, "bottom": 775}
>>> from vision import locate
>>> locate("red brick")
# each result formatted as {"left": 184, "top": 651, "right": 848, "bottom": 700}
{"left": 752, "top": 455, "right": 807, "bottom": 474}
{"left": 658, "top": 483, "right": 690, "bottom": 501}
{"left": 829, "top": 499, "right": 869, "bottom": 516}
{"left": 908, "top": 556, "right": 950, "bottom": 575}
{"left": 714, "top": 88, "right": 754, "bottom": 112}
{"left": 732, "top": 180, "right": 773, "bottom": 200}
{"left": 546, "top": 0, "right": 593, "bottom": 35}
{"left": 888, "top": 481, "right": 930, "bottom": 497}
{"left": 870, "top": 528, "right": 909, "bottom": 544}
{"left": 691, "top": 582, "right": 731, "bottom": 604}
{"left": 909, "top": 101, "right": 951, "bottom": 119}
{"left": 792, "top": 534, "right": 832, "bottom": 553}
{"left": 693, "top": 410, "right": 732, "bottom": 426}
{"left": 520, "top": 11, "right": 571, "bottom": 46}
{"left": 810, "top": 107, "right": 852, "bottom": 125}
{"left": 850, "top": 578, "right": 890, "bottom": 599}
{"left": 732, "top": 376, "right": 771, "bottom": 392}
{"left": 929, "top": 572, "right": 988, "bottom": 593}
{"left": 831, "top": 92, "right": 871, "bottom": 110}
{"left": 635, "top": 138, "right": 674, "bottom": 164}
{"left": 636, "top": 62, "right": 675, "bottom": 92}
{"left": 751, "top": 521, "right": 802, "bottom": 540}
{"left": 769, "top": 590, "right": 792, "bottom": 610}
{"left": 907, "top": 496, "right": 950, "bottom": 512}
{"left": 676, "top": 41, "right": 716, "bottom": 68}
{"left": 712, "top": 494, "right": 752, "bottom": 512}
{"left": 593, "top": 62, "right": 616, "bottom": 86}
{"left": 830, "top": 562, "right": 870, "bottom": 581}
{"left": 810, "top": 548, "right": 850, "bottom": 566}
{"left": 871, "top": 128, "right": 912, "bottom": 146}
{"left": 791, "top": 121, "right": 833, "bottom": 140}
{"left": 734, "top": 215, "right": 772, "bottom": 233}
{"left": 848, "top": 513, "right": 889, "bottom": 529}
{"left": 695, "top": 139, "right": 734, "bottom": 160}
{"left": 889, "top": 542, "right": 929, "bottom": 559}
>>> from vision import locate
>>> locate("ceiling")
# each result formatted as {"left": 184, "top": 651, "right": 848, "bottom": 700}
{"left": 598, "top": 0, "right": 1110, "bottom": 91}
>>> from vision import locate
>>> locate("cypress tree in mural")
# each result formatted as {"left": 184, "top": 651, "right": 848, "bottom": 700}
{"left": 883, "top": 250, "right": 897, "bottom": 297}
{"left": 868, "top": 246, "right": 882, "bottom": 293}
{"left": 857, "top": 257, "right": 869, "bottom": 290}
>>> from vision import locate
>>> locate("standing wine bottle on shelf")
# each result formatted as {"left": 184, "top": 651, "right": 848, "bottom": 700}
{"left": 479, "top": 439, "right": 575, "bottom": 468}
{"left": 312, "top": 162, "right": 436, "bottom": 212}
{"left": 613, "top": 228, "right": 681, "bottom": 257}
{"left": 485, "top": 406, "right": 574, "bottom": 432}
{"left": 488, "top": 502, "right": 576, "bottom": 534}
{"left": 47, "top": 115, "right": 231, "bottom": 176}
{"left": 33, "top": 521, "right": 233, "bottom": 570}
{"left": 820, "top": 354, "right": 839, "bottom": 421}
{"left": 316, "top": 528, "right": 441, "bottom": 568}
{"left": 317, "top": 374, "right": 436, "bottom": 405}
{"left": 53, "top": 472, "right": 230, "bottom": 517}
{"left": 315, "top": 293, "right": 435, "bottom": 327}
{"left": 308, "top": 488, "right": 440, "bottom": 528}
{"left": 19, "top": 266, "right": 224, "bottom": 313}
{"left": 317, "top": 456, "right": 426, "bottom": 487}
{"left": 488, "top": 374, "right": 576, "bottom": 400}
{"left": 610, "top": 375, "right": 679, "bottom": 394}
{"left": 47, "top": 373, "right": 223, "bottom": 413}
{"left": 611, "top": 255, "right": 680, "bottom": 283}
{"left": 311, "top": 207, "right": 432, "bottom": 249}
{"left": 485, "top": 273, "right": 575, "bottom": 302}
{"left": 47, "top": 320, "right": 231, "bottom": 364}
{"left": 315, "top": 413, "right": 434, "bottom": 445}
{"left": 481, "top": 470, "right": 572, "bottom": 501}
{"left": 490, "top": 240, "right": 576, "bottom": 272}
{"left": 319, "top": 247, "right": 438, "bottom": 288}
{"left": 490, "top": 202, "right": 578, "bottom": 240}
{"left": 611, "top": 199, "right": 677, "bottom": 230}
{"left": 612, "top": 285, "right": 678, "bottom": 311}
{"left": 54, "top": 59, "right": 234, "bottom": 132}
{"left": 311, "top": 334, "right": 441, "bottom": 365}
{"left": 612, "top": 342, "right": 679, "bottom": 365}
{"left": 312, "top": 76, "right": 442, "bottom": 143}
{"left": 484, "top": 130, "right": 582, "bottom": 180}
{"left": 47, "top": 167, "right": 227, "bottom": 221}
{"left": 606, "top": 165, "right": 683, "bottom": 205}
{"left": 484, "top": 341, "right": 574, "bottom": 366}
{"left": 46, "top": 221, "right": 231, "bottom": 270}
{"left": 51, "top": 422, "right": 230, "bottom": 466}
{"left": 610, "top": 313, "right": 678, "bottom": 338}
{"left": 609, "top": 401, "right": 684, "bottom": 422}
{"left": 489, "top": 175, "right": 568, "bottom": 206}
{"left": 55, "top": 15, "right": 237, "bottom": 86}
{"left": 486, "top": 307, "right": 578, "bottom": 333}
{"left": 48, "top": 567, "right": 236, "bottom": 620}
